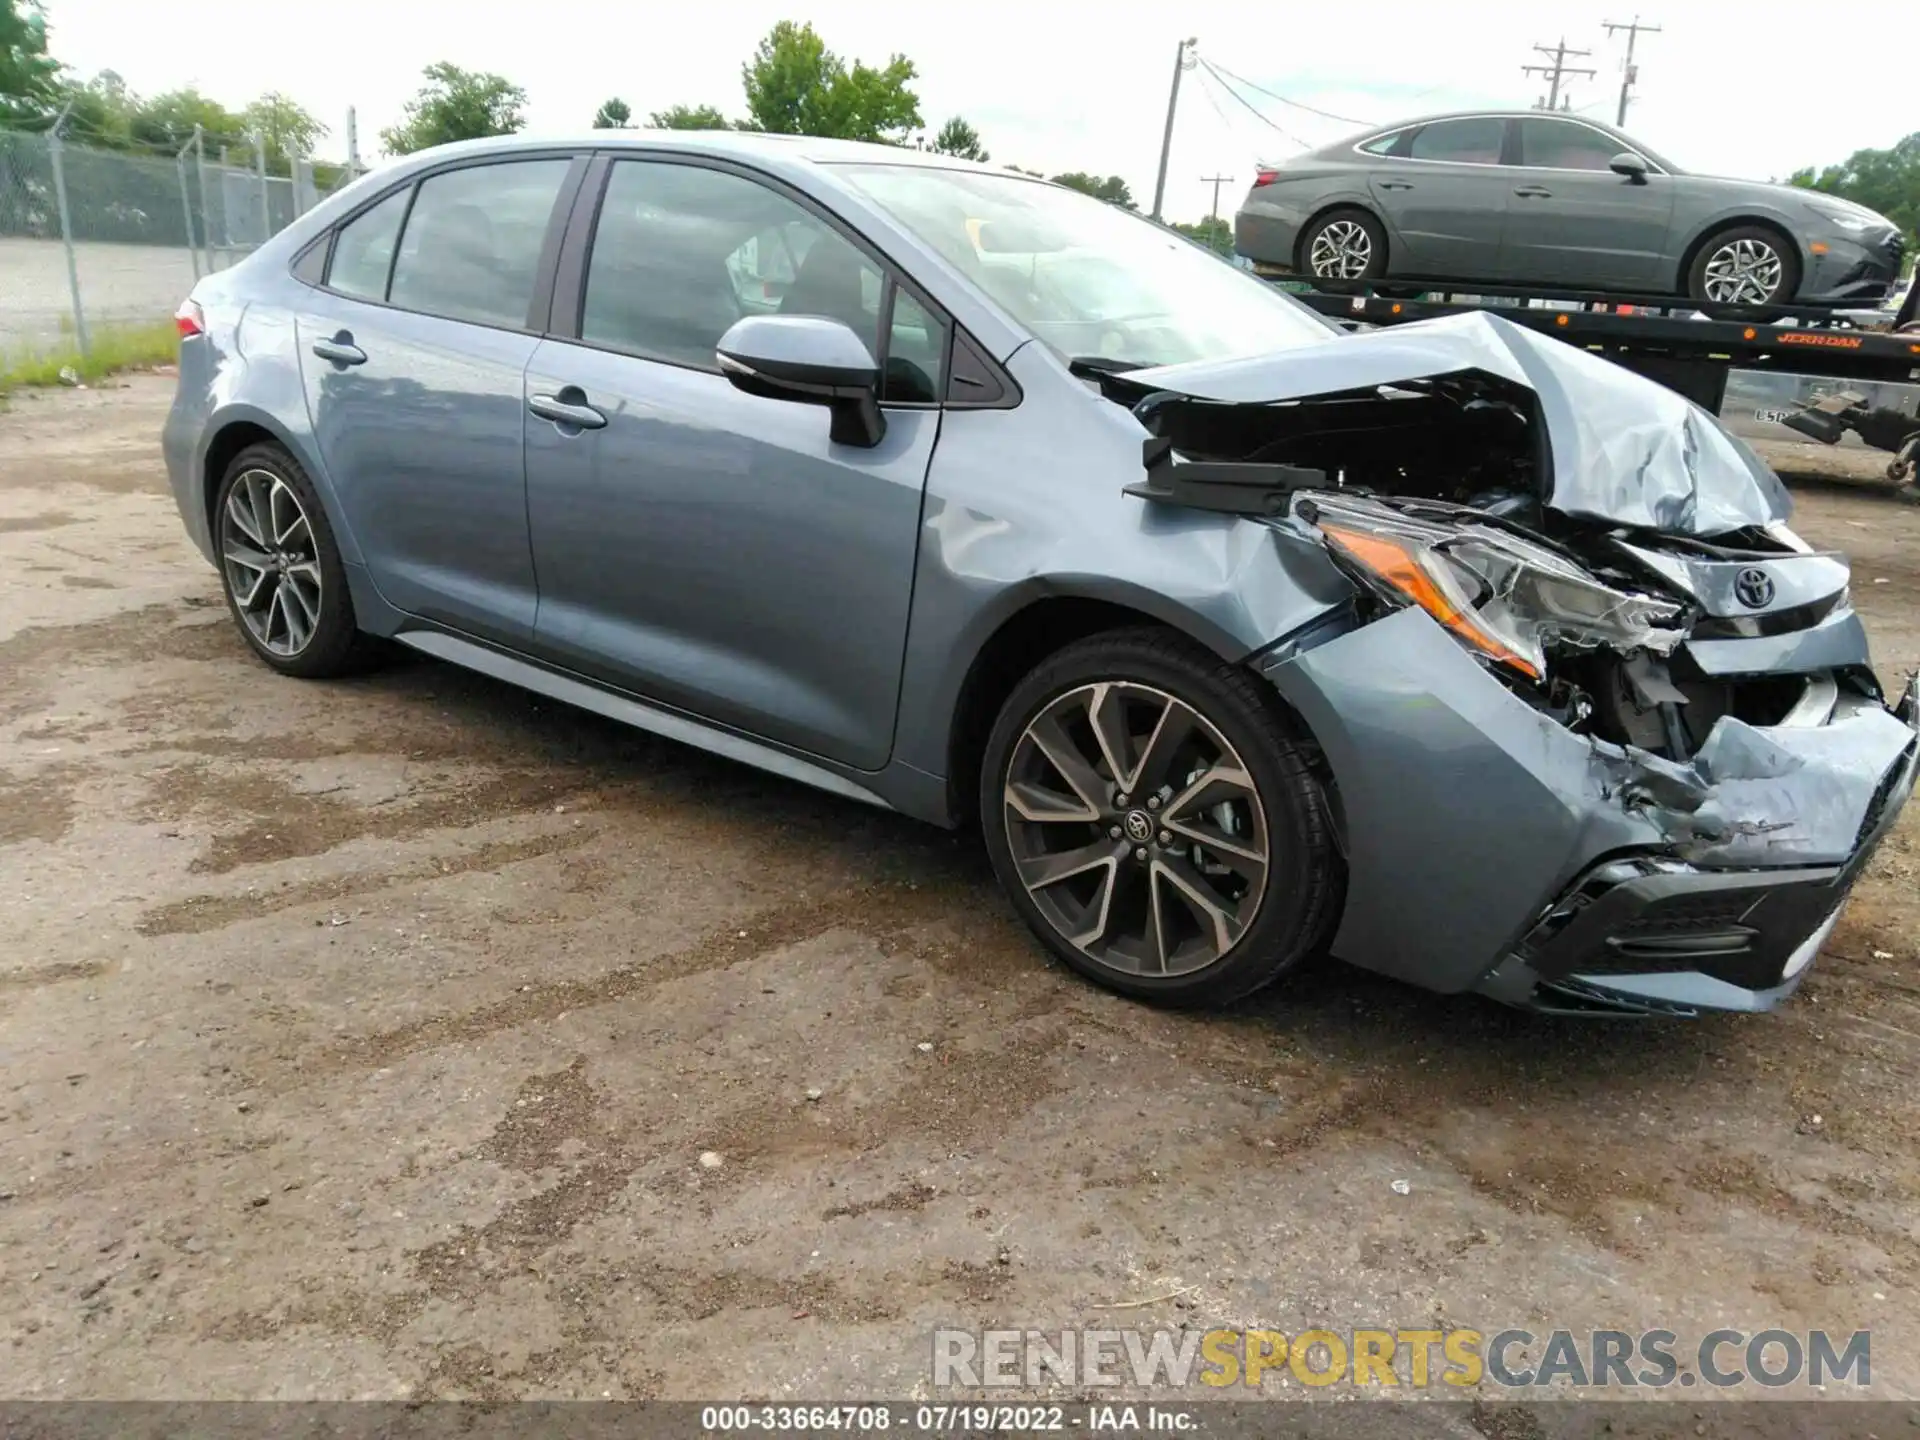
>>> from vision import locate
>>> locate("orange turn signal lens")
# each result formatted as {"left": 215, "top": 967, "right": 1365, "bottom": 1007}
{"left": 1319, "top": 524, "right": 1541, "bottom": 679}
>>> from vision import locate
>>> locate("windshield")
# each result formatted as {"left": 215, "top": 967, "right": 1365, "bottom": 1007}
{"left": 833, "top": 164, "right": 1337, "bottom": 368}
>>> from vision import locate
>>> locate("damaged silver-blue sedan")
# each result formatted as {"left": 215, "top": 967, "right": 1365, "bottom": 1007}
{"left": 161, "top": 134, "right": 1916, "bottom": 1016}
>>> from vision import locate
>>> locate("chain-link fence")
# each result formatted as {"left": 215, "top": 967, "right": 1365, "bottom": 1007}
{"left": 0, "top": 125, "right": 352, "bottom": 357}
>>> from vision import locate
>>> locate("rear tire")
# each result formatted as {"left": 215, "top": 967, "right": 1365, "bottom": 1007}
{"left": 213, "top": 443, "right": 375, "bottom": 678}
{"left": 1686, "top": 224, "right": 1799, "bottom": 316}
{"left": 1298, "top": 207, "right": 1388, "bottom": 288}
{"left": 979, "top": 628, "right": 1342, "bottom": 1008}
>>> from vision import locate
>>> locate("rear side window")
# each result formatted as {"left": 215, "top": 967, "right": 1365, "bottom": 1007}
{"left": 1408, "top": 117, "right": 1506, "bottom": 165}
{"left": 1519, "top": 118, "right": 1632, "bottom": 171}
{"left": 583, "top": 160, "right": 885, "bottom": 371}
{"left": 327, "top": 187, "right": 409, "bottom": 301}
{"left": 386, "top": 159, "right": 570, "bottom": 327}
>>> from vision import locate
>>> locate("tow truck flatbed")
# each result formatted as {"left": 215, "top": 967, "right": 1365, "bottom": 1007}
{"left": 1278, "top": 280, "right": 1920, "bottom": 413}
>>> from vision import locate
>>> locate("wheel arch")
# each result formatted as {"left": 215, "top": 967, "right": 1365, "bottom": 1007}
{"left": 1675, "top": 215, "right": 1803, "bottom": 297}
{"left": 938, "top": 581, "right": 1317, "bottom": 829}
{"left": 199, "top": 407, "right": 361, "bottom": 567}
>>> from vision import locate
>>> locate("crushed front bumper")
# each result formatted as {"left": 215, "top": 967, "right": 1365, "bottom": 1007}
{"left": 1261, "top": 606, "right": 1919, "bottom": 1015}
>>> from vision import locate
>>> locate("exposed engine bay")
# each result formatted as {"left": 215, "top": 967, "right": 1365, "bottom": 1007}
{"left": 1094, "top": 312, "right": 1875, "bottom": 768}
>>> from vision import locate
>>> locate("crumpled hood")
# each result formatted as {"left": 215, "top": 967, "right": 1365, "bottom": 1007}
{"left": 1120, "top": 310, "right": 1792, "bottom": 538}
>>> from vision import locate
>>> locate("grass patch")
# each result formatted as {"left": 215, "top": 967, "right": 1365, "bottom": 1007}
{"left": 0, "top": 320, "right": 180, "bottom": 397}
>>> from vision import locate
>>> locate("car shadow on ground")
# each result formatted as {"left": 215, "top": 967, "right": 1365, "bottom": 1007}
{"left": 321, "top": 638, "right": 1731, "bottom": 1098}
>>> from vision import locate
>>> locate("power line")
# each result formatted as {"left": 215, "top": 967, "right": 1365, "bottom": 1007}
{"left": 1197, "top": 60, "right": 1311, "bottom": 150}
{"left": 1199, "top": 57, "right": 1375, "bottom": 128}
{"left": 1602, "top": 16, "right": 1662, "bottom": 127}
{"left": 1523, "top": 39, "right": 1597, "bottom": 111}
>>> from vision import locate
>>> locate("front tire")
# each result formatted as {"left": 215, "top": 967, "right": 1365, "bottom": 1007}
{"left": 1687, "top": 224, "right": 1799, "bottom": 314}
{"left": 979, "top": 629, "right": 1342, "bottom": 1008}
{"left": 213, "top": 443, "right": 371, "bottom": 678}
{"left": 1298, "top": 207, "right": 1388, "bottom": 287}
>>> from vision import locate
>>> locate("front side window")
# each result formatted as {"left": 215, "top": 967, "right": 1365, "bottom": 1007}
{"left": 836, "top": 163, "right": 1335, "bottom": 370}
{"left": 327, "top": 187, "right": 409, "bottom": 302}
{"left": 385, "top": 159, "right": 570, "bottom": 327}
{"left": 1407, "top": 117, "right": 1506, "bottom": 165}
{"left": 584, "top": 161, "right": 885, "bottom": 371}
{"left": 1519, "top": 119, "right": 1635, "bottom": 172}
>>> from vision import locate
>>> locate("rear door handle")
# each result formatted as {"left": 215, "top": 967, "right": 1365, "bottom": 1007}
{"left": 1378, "top": 180, "right": 1414, "bottom": 191}
{"left": 1513, "top": 185, "right": 1553, "bottom": 198}
{"left": 311, "top": 334, "right": 366, "bottom": 366}
{"left": 528, "top": 389, "right": 608, "bottom": 431}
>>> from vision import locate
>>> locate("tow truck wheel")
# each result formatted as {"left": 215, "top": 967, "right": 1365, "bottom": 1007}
{"left": 1687, "top": 224, "right": 1799, "bottom": 316}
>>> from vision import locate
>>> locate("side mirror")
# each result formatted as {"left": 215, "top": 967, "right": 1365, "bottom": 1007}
{"left": 1609, "top": 152, "right": 1650, "bottom": 183}
{"left": 715, "top": 315, "right": 885, "bottom": 448}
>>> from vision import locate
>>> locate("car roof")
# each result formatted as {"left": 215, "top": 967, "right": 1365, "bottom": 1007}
{"left": 1352, "top": 109, "right": 1634, "bottom": 137}
{"left": 374, "top": 128, "right": 1009, "bottom": 182}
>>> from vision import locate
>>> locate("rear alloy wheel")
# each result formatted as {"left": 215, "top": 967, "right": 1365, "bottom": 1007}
{"left": 214, "top": 443, "right": 372, "bottom": 678}
{"left": 1688, "top": 225, "right": 1799, "bottom": 312}
{"left": 980, "top": 629, "right": 1341, "bottom": 1007}
{"left": 1299, "top": 208, "right": 1387, "bottom": 286}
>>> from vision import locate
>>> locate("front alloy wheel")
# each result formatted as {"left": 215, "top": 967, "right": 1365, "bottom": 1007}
{"left": 221, "top": 467, "right": 323, "bottom": 656}
{"left": 981, "top": 629, "right": 1341, "bottom": 1008}
{"left": 1700, "top": 237, "right": 1784, "bottom": 306}
{"left": 1004, "top": 682, "right": 1268, "bottom": 977}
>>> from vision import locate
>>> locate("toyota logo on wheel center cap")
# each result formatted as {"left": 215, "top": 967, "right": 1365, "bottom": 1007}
{"left": 1122, "top": 810, "right": 1155, "bottom": 844}
{"left": 1734, "top": 567, "right": 1776, "bottom": 609}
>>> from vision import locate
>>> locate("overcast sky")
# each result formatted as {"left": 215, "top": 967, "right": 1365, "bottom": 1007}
{"left": 41, "top": 0, "right": 1919, "bottom": 221}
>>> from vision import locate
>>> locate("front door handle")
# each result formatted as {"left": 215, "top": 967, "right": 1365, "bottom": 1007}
{"left": 528, "top": 388, "right": 608, "bottom": 431}
{"left": 311, "top": 333, "right": 366, "bottom": 366}
{"left": 1378, "top": 179, "right": 1414, "bottom": 191}
{"left": 1513, "top": 185, "right": 1553, "bottom": 198}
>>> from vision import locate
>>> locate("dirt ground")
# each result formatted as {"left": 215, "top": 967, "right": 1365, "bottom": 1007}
{"left": 4, "top": 376, "right": 1920, "bottom": 1405}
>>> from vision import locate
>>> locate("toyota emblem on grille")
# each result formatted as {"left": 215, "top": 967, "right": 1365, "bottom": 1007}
{"left": 1734, "top": 567, "right": 1776, "bottom": 609}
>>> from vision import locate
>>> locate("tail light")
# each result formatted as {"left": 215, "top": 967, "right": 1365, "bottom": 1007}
{"left": 175, "top": 298, "right": 205, "bottom": 338}
{"left": 1252, "top": 169, "right": 1280, "bottom": 188}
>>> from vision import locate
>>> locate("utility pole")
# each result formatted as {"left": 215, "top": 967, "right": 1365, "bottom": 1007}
{"left": 1603, "top": 17, "right": 1662, "bottom": 127}
{"left": 1151, "top": 37, "right": 1198, "bottom": 222}
{"left": 1200, "top": 174, "right": 1235, "bottom": 223}
{"left": 346, "top": 106, "right": 362, "bottom": 175}
{"left": 1523, "top": 39, "right": 1596, "bottom": 112}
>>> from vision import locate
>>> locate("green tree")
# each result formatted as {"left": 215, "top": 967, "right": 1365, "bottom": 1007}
{"left": 649, "top": 103, "right": 731, "bottom": 130}
{"left": 242, "top": 91, "right": 327, "bottom": 173}
{"left": 592, "top": 97, "right": 631, "bottom": 129}
{"left": 130, "top": 86, "right": 243, "bottom": 149}
{"left": 1172, "top": 215, "right": 1233, "bottom": 254}
{"left": 48, "top": 70, "right": 135, "bottom": 146}
{"left": 1790, "top": 132, "right": 1919, "bottom": 273}
{"left": 0, "top": 0, "right": 59, "bottom": 124}
{"left": 740, "top": 20, "right": 919, "bottom": 143}
{"left": 380, "top": 62, "right": 527, "bottom": 155}
{"left": 1051, "top": 171, "right": 1136, "bottom": 209}
{"left": 928, "top": 115, "right": 987, "bottom": 162}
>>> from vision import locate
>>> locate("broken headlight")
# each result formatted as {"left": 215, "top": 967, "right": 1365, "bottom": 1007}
{"left": 1300, "top": 494, "right": 1685, "bottom": 682}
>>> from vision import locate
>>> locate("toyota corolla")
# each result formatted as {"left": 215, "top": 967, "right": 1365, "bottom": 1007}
{"left": 163, "top": 132, "right": 1917, "bottom": 1016}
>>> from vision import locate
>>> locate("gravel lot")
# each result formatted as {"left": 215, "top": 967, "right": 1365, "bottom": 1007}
{"left": 3, "top": 376, "right": 1919, "bottom": 1404}
{"left": 0, "top": 239, "right": 200, "bottom": 352}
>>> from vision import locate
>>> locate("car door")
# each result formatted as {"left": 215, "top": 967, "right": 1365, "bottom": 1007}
{"left": 521, "top": 156, "right": 945, "bottom": 771}
{"left": 1497, "top": 118, "right": 1677, "bottom": 288}
{"left": 292, "top": 154, "right": 582, "bottom": 645}
{"left": 1364, "top": 116, "right": 1513, "bottom": 278}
